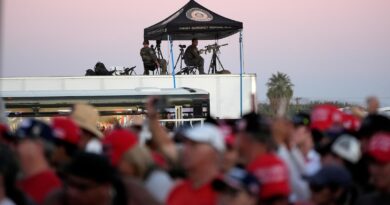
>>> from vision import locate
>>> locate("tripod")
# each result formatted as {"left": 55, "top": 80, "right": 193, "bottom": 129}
{"left": 151, "top": 45, "right": 164, "bottom": 60}
{"left": 120, "top": 66, "right": 137, "bottom": 75}
{"left": 156, "top": 47, "right": 164, "bottom": 59}
{"left": 155, "top": 40, "right": 164, "bottom": 59}
{"left": 208, "top": 48, "right": 225, "bottom": 74}
{"left": 174, "top": 45, "right": 186, "bottom": 71}
{"left": 150, "top": 40, "right": 166, "bottom": 75}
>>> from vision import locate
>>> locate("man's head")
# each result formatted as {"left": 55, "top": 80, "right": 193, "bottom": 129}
{"left": 366, "top": 132, "right": 390, "bottom": 192}
{"left": 366, "top": 96, "right": 380, "bottom": 114}
{"left": 102, "top": 128, "right": 138, "bottom": 167}
{"left": 291, "top": 112, "right": 311, "bottom": 141}
{"left": 212, "top": 167, "right": 260, "bottom": 205}
{"left": 70, "top": 103, "right": 103, "bottom": 152}
{"left": 235, "top": 112, "right": 274, "bottom": 164}
{"left": 181, "top": 123, "right": 225, "bottom": 171}
{"left": 14, "top": 119, "right": 55, "bottom": 173}
{"left": 310, "top": 104, "right": 347, "bottom": 150}
{"left": 331, "top": 134, "right": 361, "bottom": 163}
{"left": 307, "top": 165, "right": 352, "bottom": 205}
{"left": 119, "top": 145, "right": 154, "bottom": 178}
{"left": 63, "top": 152, "right": 114, "bottom": 205}
{"left": 319, "top": 134, "right": 362, "bottom": 166}
{"left": 143, "top": 40, "right": 150, "bottom": 47}
{"left": 358, "top": 114, "right": 390, "bottom": 140}
{"left": 192, "top": 38, "right": 198, "bottom": 46}
{"left": 50, "top": 117, "right": 82, "bottom": 167}
{"left": 311, "top": 104, "right": 344, "bottom": 133}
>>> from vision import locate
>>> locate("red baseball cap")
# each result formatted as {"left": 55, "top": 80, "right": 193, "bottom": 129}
{"left": 0, "top": 123, "right": 9, "bottom": 134}
{"left": 247, "top": 153, "right": 290, "bottom": 199}
{"left": 51, "top": 117, "right": 81, "bottom": 145}
{"left": 311, "top": 104, "right": 344, "bottom": 132}
{"left": 342, "top": 114, "right": 361, "bottom": 132}
{"left": 0, "top": 123, "right": 13, "bottom": 139}
{"left": 224, "top": 134, "right": 235, "bottom": 148}
{"left": 219, "top": 124, "right": 235, "bottom": 147}
{"left": 368, "top": 132, "right": 390, "bottom": 164}
{"left": 103, "top": 129, "right": 138, "bottom": 166}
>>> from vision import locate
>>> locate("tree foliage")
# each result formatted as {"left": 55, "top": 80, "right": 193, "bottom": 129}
{"left": 258, "top": 100, "right": 358, "bottom": 117}
{"left": 266, "top": 72, "right": 294, "bottom": 116}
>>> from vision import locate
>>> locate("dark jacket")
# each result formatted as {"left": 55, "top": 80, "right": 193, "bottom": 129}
{"left": 140, "top": 47, "right": 158, "bottom": 66}
{"left": 355, "top": 192, "right": 390, "bottom": 205}
{"left": 184, "top": 45, "right": 200, "bottom": 63}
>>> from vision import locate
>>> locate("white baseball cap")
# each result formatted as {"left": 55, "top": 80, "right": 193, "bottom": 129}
{"left": 184, "top": 123, "right": 225, "bottom": 153}
{"left": 331, "top": 134, "right": 361, "bottom": 163}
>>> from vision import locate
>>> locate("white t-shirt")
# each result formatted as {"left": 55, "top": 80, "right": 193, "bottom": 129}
{"left": 304, "top": 150, "right": 321, "bottom": 176}
{"left": 145, "top": 169, "right": 174, "bottom": 203}
{"left": 278, "top": 145, "right": 310, "bottom": 202}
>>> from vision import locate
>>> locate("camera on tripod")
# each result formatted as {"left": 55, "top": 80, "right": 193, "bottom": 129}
{"left": 156, "top": 40, "right": 162, "bottom": 48}
{"left": 151, "top": 40, "right": 164, "bottom": 60}
{"left": 179, "top": 45, "right": 187, "bottom": 49}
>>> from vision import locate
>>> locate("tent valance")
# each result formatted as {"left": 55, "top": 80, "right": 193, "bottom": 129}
{"left": 144, "top": 0, "right": 243, "bottom": 40}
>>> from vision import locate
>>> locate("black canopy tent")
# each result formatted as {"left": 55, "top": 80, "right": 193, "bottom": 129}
{"left": 144, "top": 0, "right": 245, "bottom": 116}
{"left": 144, "top": 0, "right": 243, "bottom": 40}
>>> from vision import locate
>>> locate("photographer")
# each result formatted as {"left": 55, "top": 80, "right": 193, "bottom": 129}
{"left": 140, "top": 40, "right": 167, "bottom": 75}
{"left": 184, "top": 38, "right": 205, "bottom": 74}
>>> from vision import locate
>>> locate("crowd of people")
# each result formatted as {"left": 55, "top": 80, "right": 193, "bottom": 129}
{"left": 0, "top": 96, "right": 389, "bottom": 205}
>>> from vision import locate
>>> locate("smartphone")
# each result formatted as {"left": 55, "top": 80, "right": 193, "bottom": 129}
{"left": 153, "top": 96, "right": 168, "bottom": 113}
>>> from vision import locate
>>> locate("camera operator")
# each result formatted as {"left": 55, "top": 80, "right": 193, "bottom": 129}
{"left": 184, "top": 38, "right": 205, "bottom": 74}
{"left": 140, "top": 40, "right": 167, "bottom": 75}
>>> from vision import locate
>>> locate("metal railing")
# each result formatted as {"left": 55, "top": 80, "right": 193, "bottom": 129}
{"left": 159, "top": 118, "right": 205, "bottom": 128}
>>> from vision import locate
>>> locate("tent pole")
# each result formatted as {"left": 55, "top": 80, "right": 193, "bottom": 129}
{"left": 168, "top": 35, "right": 176, "bottom": 88}
{"left": 239, "top": 30, "right": 243, "bottom": 117}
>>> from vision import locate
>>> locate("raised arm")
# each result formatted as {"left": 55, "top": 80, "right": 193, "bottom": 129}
{"left": 146, "top": 97, "right": 178, "bottom": 163}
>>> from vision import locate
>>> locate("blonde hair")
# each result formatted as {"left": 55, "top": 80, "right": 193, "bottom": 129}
{"left": 122, "top": 145, "right": 154, "bottom": 178}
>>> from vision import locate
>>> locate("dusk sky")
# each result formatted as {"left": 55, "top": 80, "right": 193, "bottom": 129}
{"left": 2, "top": 0, "right": 390, "bottom": 106}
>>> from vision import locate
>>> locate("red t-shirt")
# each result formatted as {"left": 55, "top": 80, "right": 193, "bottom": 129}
{"left": 167, "top": 179, "right": 217, "bottom": 205}
{"left": 18, "top": 169, "right": 61, "bottom": 205}
{"left": 246, "top": 153, "right": 290, "bottom": 199}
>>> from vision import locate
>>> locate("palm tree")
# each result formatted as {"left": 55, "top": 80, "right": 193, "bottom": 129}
{"left": 266, "top": 72, "right": 294, "bottom": 116}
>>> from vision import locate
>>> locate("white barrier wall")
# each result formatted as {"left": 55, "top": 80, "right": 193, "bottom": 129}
{"left": 0, "top": 74, "right": 257, "bottom": 119}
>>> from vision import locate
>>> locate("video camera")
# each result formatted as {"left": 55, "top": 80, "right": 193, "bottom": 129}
{"left": 179, "top": 45, "right": 187, "bottom": 49}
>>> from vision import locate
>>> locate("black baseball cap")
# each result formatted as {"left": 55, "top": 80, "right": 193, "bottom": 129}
{"left": 15, "top": 118, "right": 55, "bottom": 141}
{"left": 64, "top": 152, "right": 114, "bottom": 184}
{"left": 292, "top": 112, "right": 310, "bottom": 127}
{"left": 212, "top": 167, "right": 260, "bottom": 196}
{"left": 237, "top": 112, "right": 272, "bottom": 143}
{"left": 306, "top": 165, "right": 352, "bottom": 189}
{"left": 358, "top": 114, "right": 390, "bottom": 139}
